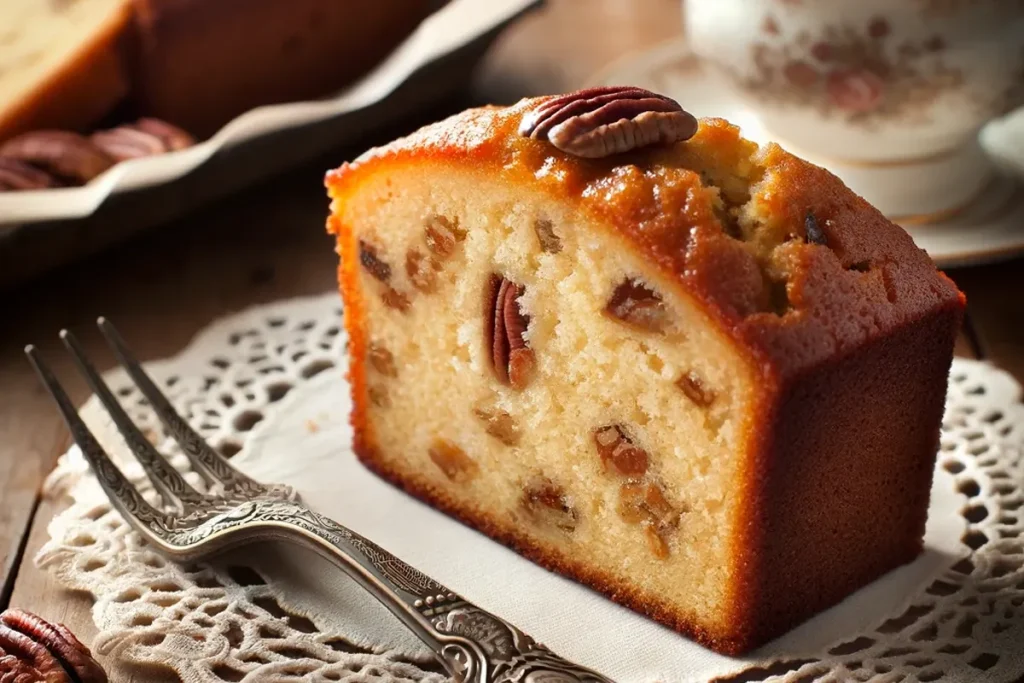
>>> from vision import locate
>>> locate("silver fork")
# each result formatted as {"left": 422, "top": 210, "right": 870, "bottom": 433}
{"left": 26, "top": 318, "right": 614, "bottom": 683}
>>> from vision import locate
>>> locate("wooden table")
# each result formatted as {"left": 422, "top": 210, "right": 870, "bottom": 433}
{"left": 1, "top": 1, "right": 1021, "bottom": 680}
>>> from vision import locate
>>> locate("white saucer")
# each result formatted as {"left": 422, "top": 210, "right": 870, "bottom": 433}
{"left": 589, "top": 40, "right": 1024, "bottom": 269}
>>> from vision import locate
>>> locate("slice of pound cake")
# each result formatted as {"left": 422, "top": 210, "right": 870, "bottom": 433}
{"left": 0, "top": 0, "right": 131, "bottom": 141}
{"left": 325, "top": 87, "right": 965, "bottom": 654}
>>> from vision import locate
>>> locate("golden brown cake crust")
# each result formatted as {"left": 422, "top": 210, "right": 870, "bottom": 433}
{"left": 327, "top": 98, "right": 964, "bottom": 381}
{"left": 739, "top": 303, "right": 962, "bottom": 648}
{"left": 326, "top": 94, "right": 967, "bottom": 654}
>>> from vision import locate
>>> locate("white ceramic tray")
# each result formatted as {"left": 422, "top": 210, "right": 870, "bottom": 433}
{"left": 0, "top": 0, "right": 538, "bottom": 227}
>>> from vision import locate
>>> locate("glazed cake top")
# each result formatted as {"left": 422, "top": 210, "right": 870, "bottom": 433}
{"left": 327, "top": 88, "right": 965, "bottom": 381}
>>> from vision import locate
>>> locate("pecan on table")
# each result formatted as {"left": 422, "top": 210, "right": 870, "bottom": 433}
{"left": 0, "top": 609, "right": 107, "bottom": 683}
{"left": 0, "top": 622, "right": 69, "bottom": 683}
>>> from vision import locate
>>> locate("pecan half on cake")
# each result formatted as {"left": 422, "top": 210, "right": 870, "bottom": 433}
{"left": 325, "top": 86, "right": 965, "bottom": 654}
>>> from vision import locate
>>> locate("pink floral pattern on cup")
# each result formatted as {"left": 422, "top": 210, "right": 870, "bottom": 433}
{"left": 689, "top": 2, "right": 1024, "bottom": 132}
{"left": 738, "top": 16, "right": 967, "bottom": 126}
{"left": 684, "top": 0, "right": 1024, "bottom": 218}
{"left": 826, "top": 69, "right": 885, "bottom": 114}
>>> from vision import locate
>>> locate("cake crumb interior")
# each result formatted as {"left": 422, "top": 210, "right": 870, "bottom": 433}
{"left": 338, "top": 167, "right": 761, "bottom": 637}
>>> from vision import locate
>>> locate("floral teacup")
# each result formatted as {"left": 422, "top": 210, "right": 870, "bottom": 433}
{"left": 684, "top": 0, "right": 1024, "bottom": 220}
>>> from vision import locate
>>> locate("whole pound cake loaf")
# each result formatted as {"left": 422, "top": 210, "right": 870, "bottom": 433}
{"left": 325, "top": 87, "right": 965, "bottom": 654}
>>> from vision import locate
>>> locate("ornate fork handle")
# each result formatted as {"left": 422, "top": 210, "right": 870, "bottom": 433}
{"left": 28, "top": 321, "right": 613, "bottom": 683}
{"left": 196, "top": 499, "right": 613, "bottom": 683}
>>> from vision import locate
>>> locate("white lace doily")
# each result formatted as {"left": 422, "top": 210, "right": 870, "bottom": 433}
{"left": 36, "top": 293, "right": 1024, "bottom": 682}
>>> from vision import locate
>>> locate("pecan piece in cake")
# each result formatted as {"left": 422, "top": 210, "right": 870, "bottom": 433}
{"left": 519, "top": 86, "right": 698, "bottom": 158}
{"left": 0, "top": 158, "right": 58, "bottom": 191}
{"left": 428, "top": 438, "right": 478, "bottom": 483}
{"left": 644, "top": 525, "right": 671, "bottom": 560}
{"left": 473, "top": 406, "right": 521, "bottom": 446}
{"left": 368, "top": 342, "right": 397, "bottom": 377}
{"left": 368, "top": 385, "right": 391, "bottom": 408}
{"left": 424, "top": 215, "right": 466, "bottom": 256}
{"left": 405, "top": 248, "right": 439, "bottom": 293}
{"left": 485, "top": 275, "right": 535, "bottom": 390}
{"left": 533, "top": 218, "right": 562, "bottom": 253}
{"left": 618, "top": 482, "right": 679, "bottom": 528}
{"left": 619, "top": 482, "right": 680, "bottom": 559}
{"left": 593, "top": 425, "right": 649, "bottom": 477}
{"left": 521, "top": 478, "right": 578, "bottom": 533}
{"left": 676, "top": 371, "right": 716, "bottom": 407}
{"left": 381, "top": 288, "right": 411, "bottom": 312}
{"left": 0, "top": 131, "right": 114, "bottom": 184}
{"left": 804, "top": 210, "right": 827, "bottom": 245}
{"left": 605, "top": 279, "right": 670, "bottom": 333}
{"left": 358, "top": 240, "right": 392, "bottom": 282}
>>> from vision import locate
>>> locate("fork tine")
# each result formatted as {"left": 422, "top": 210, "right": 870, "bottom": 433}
{"left": 25, "top": 344, "right": 168, "bottom": 539}
{"left": 60, "top": 329, "right": 203, "bottom": 510}
{"left": 96, "top": 317, "right": 262, "bottom": 493}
